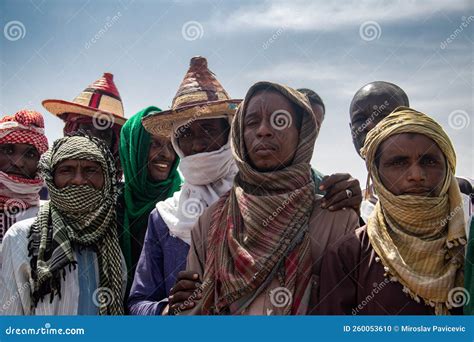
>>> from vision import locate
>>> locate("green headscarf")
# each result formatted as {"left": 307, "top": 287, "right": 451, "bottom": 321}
{"left": 119, "top": 106, "right": 182, "bottom": 270}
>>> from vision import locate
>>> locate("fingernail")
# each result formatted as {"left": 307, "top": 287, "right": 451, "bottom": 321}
{"left": 193, "top": 274, "right": 198, "bottom": 279}
{"left": 319, "top": 185, "right": 324, "bottom": 190}
{"left": 169, "top": 295, "right": 174, "bottom": 300}
{"left": 329, "top": 206, "right": 334, "bottom": 210}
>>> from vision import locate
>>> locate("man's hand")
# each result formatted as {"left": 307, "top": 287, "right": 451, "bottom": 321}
{"left": 168, "top": 271, "right": 202, "bottom": 315}
{"left": 319, "top": 173, "right": 362, "bottom": 212}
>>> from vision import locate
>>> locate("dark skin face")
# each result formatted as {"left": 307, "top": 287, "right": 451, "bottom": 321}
{"left": 77, "top": 122, "right": 114, "bottom": 149}
{"left": 0, "top": 143, "right": 40, "bottom": 179}
{"left": 147, "top": 135, "right": 176, "bottom": 182}
{"left": 350, "top": 84, "right": 408, "bottom": 156}
{"left": 244, "top": 90, "right": 300, "bottom": 172}
{"left": 176, "top": 118, "right": 229, "bottom": 157}
{"left": 377, "top": 133, "right": 447, "bottom": 197}
{"left": 53, "top": 159, "right": 104, "bottom": 190}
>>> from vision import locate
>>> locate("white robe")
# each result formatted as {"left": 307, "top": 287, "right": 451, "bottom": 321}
{"left": 0, "top": 218, "right": 127, "bottom": 315}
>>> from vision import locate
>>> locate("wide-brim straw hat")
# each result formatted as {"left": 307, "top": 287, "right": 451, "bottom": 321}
{"left": 142, "top": 56, "right": 241, "bottom": 137}
{"left": 42, "top": 72, "right": 126, "bottom": 126}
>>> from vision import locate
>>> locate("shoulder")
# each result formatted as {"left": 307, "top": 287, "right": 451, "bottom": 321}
{"left": 324, "top": 225, "right": 367, "bottom": 263}
{"left": 146, "top": 208, "right": 171, "bottom": 237}
{"left": 309, "top": 197, "right": 359, "bottom": 233}
{"left": 3, "top": 217, "right": 35, "bottom": 244}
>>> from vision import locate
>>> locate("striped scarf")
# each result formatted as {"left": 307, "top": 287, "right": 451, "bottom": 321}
{"left": 361, "top": 107, "right": 466, "bottom": 315}
{"left": 28, "top": 134, "right": 124, "bottom": 315}
{"left": 200, "top": 82, "right": 317, "bottom": 315}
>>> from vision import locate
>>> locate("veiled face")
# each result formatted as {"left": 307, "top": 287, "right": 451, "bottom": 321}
{"left": 0, "top": 143, "right": 40, "bottom": 179}
{"left": 176, "top": 118, "right": 229, "bottom": 157}
{"left": 54, "top": 159, "right": 104, "bottom": 190}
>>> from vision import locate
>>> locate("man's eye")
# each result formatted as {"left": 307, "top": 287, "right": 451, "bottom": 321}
{"left": 58, "top": 168, "right": 72, "bottom": 174}
{"left": 0, "top": 147, "right": 13, "bottom": 154}
{"left": 422, "top": 158, "right": 437, "bottom": 166}
{"left": 26, "top": 151, "right": 38, "bottom": 159}
{"left": 389, "top": 160, "right": 406, "bottom": 167}
{"left": 86, "top": 168, "right": 99, "bottom": 174}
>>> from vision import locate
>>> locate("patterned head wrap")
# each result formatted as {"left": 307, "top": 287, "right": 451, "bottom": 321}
{"left": 199, "top": 82, "right": 318, "bottom": 314}
{"left": 0, "top": 110, "right": 49, "bottom": 212}
{"left": 0, "top": 109, "right": 48, "bottom": 154}
{"left": 28, "top": 133, "right": 124, "bottom": 315}
{"left": 361, "top": 106, "right": 466, "bottom": 315}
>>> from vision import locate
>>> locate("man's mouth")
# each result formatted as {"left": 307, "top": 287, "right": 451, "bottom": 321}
{"left": 254, "top": 143, "right": 277, "bottom": 153}
{"left": 5, "top": 169, "right": 28, "bottom": 178}
{"left": 404, "top": 188, "right": 432, "bottom": 196}
{"left": 151, "top": 161, "right": 171, "bottom": 171}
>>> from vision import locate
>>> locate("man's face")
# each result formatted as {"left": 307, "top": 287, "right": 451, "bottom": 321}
{"left": 53, "top": 159, "right": 104, "bottom": 190}
{"left": 350, "top": 87, "right": 403, "bottom": 156}
{"left": 147, "top": 135, "right": 176, "bottom": 181}
{"left": 77, "top": 122, "right": 114, "bottom": 149}
{"left": 243, "top": 91, "right": 300, "bottom": 172}
{"left": 0, "top": 143, "right": 40, "bottom": 179}
{"left": 176, "top": 118, "right": 229, "bottom": 157}
{"left": 377, "top": 133, "right": 446, "bottom": 197}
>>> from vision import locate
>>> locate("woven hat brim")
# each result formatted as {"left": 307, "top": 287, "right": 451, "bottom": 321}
{"left": 42, "top": 99, "right": 127, "bottom": 126}
{"left": 142, "top": 99, "right": 242, "bottom": 137}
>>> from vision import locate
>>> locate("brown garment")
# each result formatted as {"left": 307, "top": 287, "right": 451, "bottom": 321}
{"left": 316, "top": 226, "right": 463, "bottom": 315}
{"left": 183, "top": 197, "right": 359, "bottom": 315}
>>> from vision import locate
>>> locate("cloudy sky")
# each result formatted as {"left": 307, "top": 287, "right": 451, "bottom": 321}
{"left": 1, "top": 0, "right": 472, "bottom": 183}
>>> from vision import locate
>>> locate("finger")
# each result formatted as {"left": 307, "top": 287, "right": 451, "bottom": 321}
{"left": 319, "top": 173, "right": 351, "bottom": 191}
{"left": 170, "top": 280, "right": 201, "bottom": 294}
{"left": 325, "top": 178, "right": 361, "bottom": 199}
{"left": 323, "top": 180, "right": 356, "bottom": 202}
{"left": 177, "top": 271, "right": 200, "bottom": 281}
{"left": 322, "top": 190, "right": 349, "bottom": 209}
{"left": 170, "top": 301, "right": 195, "bottom": 315}
{"left": 169, "top": 291, "right": 198, "bottom": 305}
{"left": 327, "top": 196, "right": 363, "bottom": 211}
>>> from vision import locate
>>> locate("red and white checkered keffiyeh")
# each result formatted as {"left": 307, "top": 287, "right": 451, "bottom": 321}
{"left": 0, "top": 110, "right": 48, "bottom": 211}
{"left": 0, "top": 109, "right": 49, "bottom": 154}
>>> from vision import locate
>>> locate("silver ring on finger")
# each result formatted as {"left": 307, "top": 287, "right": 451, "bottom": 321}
{"left": 346, "top": 189, "right": 353, "bottom": 199}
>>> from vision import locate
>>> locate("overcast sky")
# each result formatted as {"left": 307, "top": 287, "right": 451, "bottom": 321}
{"left": 1, "top": 0, "right": 472, "bottom": 183}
